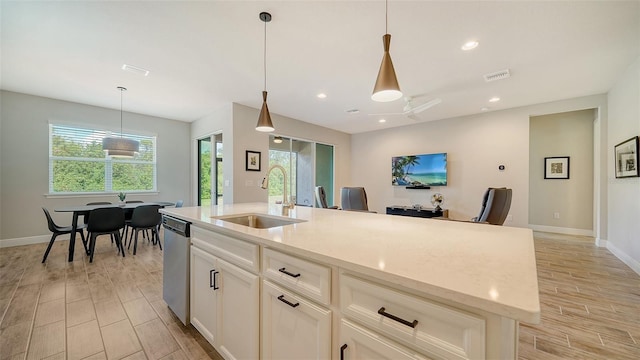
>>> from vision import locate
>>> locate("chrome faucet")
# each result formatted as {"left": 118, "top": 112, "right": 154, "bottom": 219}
{"left": 261, "top": 164, "right": 294, "bottom": 209}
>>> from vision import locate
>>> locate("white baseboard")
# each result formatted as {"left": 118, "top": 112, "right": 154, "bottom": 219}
{"left": 595, "top": 237, "right": 608, "bottom": 248}
{"left": 528, "top": 224, "right": 593, "bottom": 237}
{"left": 606, "top": 241, "right": 640, "bottom": 276}
{"left": 0, "top": 234, "right": 52, "bottom": 248}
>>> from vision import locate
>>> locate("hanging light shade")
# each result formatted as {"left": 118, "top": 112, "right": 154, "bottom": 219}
{"left": 102, "top": 87, "right": 139, "bottom": 158}
{"left": 273, "top": 135, "right": 283, "bottom": 143}
{"left": 372, "top": 0, "right": 402, "bottom": 102}
{"left": 256, "top": 12, "right": 275, "bottom": 132}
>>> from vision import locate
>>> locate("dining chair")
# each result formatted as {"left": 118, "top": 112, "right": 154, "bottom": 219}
{"left": 85, "top": 202, "right": 113, "bottom": 249}
{"left": 41, "top": 208, "right": 87, "bottom": 263}
{"left": 127, "top": 205, "right": 162, "bottom": 255}
{"left": 87, "top": 207, "right": 126, "bottom": 263}
{"left": 175, "top": 200, "right": 184, "bottom": 208}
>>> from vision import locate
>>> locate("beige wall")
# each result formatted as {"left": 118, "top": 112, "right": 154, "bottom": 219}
{"left": 0, "top": 91, "right": 191, "bottom": 243}
{"left": 607, "top": 57, "right": 640, "bottom": 272}
{"left": 351, "top": 95, "right": 607, "bottom": 230}
{"left": 190, "top": 103, "right": 351, "bottom": 206}
{"left": 529, "top": 110, "right": 595, "bottom": 233}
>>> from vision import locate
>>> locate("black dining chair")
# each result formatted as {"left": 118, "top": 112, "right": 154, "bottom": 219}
{"left": 87, "top": 207, "right": 126, "bottom": 263}
{"left": 42, "top": 208, "right": 87, "bottom": 263}
{"left": 127, "top": 205, "right": 162, "bottom": 255}
{"left": 84, "top": 202, "right": 113, "bottom": 249}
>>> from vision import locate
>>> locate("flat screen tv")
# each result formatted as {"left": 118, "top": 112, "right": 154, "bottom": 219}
{"left": 392, "top": 153, "right": 447, "bottom": 187}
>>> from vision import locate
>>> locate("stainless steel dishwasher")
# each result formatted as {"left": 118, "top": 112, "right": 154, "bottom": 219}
{"left": 162, "top": 215, "right": 191, "bottom": 325}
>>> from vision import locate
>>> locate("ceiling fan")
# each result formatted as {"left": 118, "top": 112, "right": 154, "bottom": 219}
{"left": 369, "top": 96, "right": 442, "bottom": 120}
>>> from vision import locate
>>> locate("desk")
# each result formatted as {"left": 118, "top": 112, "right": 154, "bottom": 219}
{"left": 386, "top": 205, "right": 448, "bottom": 219}
{"left": 55, "top": 202, "right": 174, "bottom": 262}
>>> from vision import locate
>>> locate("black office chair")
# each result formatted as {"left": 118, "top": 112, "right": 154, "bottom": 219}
{"left": 315, "top": 186, "right": 338, "bottom": 209}
{"left": 41, "top": 208, "right": 87, "bottom": 263}
{"left": 472, "top": 188, "right": 513, "bottom": 225}
{"left": 340, "top": 187, "right": 376, "bottom": 212}
{"left": 127, "top": 205, "right": 162, "bottom": 255}
{"left": 87, "top": 207, "right": 126, "bottom": 263}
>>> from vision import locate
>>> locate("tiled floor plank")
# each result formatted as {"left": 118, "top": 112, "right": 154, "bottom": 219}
{"left": 100, "top": 319, "right": 143, "bottom": 360}
{"left": 26, "top": 320, "right": 65, "bottom": 360}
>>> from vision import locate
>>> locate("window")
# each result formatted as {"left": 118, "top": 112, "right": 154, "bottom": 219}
{"left": 49, "top": 124, "right": 156, "bottom": 194}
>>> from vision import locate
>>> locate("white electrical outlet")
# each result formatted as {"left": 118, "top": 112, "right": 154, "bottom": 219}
{"left": 224, "top": 180, "right": 230, "bottom": 187}
{"left": 553, "top": 212, "right": 560, "bottom": 219}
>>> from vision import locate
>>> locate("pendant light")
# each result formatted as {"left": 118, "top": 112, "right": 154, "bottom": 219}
{"left": 372, "top": 0, "right": 402, "bottom": 102}
{"left": 256, "top": 12, "right": 275, "bottom": 132}
{"left": 102, "top": 86, "right": 140, "bottom": 158}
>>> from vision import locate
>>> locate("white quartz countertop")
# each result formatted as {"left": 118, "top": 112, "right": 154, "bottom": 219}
{"left": 161, "top": 203, "right": 540, "bottom": 324}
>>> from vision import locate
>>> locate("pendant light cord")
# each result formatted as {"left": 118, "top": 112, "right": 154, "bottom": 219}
{"left": 120, "top": 88, "right": 123, "bottom": 138}
{"left": 264, "top": 19, "right": 267, "bottom": 92}
{"left": 385, "top": 0, "right": 388, "bottom": 34}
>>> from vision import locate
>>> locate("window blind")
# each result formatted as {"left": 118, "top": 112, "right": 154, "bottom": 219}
{"left": 49, "top": 124, "right": 157, "bottom": 194}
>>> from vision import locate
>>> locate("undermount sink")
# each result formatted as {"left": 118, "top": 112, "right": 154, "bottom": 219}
{"left": 214, "top": 213, "right": 306, "bottom": 229}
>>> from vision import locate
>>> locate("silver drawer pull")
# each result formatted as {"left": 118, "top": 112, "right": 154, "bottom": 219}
{"left": 378, "top": 307, "right": 418, "bottom": 328}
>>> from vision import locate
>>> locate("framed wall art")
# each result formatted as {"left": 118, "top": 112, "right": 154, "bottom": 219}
{"left": 544, "top": 156, "right": 570, "bottom": 179}
{"left": 246, "top": 150, "right": 261, "bottom": 171}
{"left": 614, "top": 136, "right": 639, "bottom": 178}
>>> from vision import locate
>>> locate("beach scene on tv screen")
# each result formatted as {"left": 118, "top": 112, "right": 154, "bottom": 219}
{"left": 392, "top": 153, "right": 447, "bottom": 186}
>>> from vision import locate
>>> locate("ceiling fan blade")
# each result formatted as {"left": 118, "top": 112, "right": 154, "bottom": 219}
{"left": 411, "top": 98, "right": 442, "bottom": 114}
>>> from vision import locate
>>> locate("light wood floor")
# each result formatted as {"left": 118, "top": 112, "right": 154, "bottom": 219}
{"left": 1, "top": 231, "right": 639, "bottom": 359}
{"left": 519, "top": 232, "right": 640, "bottom": 359}
{"left": 0, "top": 231, "right": 223, "bottom": 360}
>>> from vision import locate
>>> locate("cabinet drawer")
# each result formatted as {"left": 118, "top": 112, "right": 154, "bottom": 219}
{"left": 262, "top": 248, "right": 331, "bottom": 306}
{"left": 340, "top": 319, "right": 430, "bottom": 360}
{"left": 340, "top": 274, "right": 485, "bottom": 360}
{"left": 262, "top": 280, "right": 332, "bottom": 360}
{"left": 192, "top": 226, "right": 259, "bottom": 273}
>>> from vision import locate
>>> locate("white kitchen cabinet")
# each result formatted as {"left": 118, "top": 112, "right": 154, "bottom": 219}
{"left": 190, "top": 245, "right": 219, "bottom": 345}
{"left": 339, "top": 319, "right": 430, "bottom": 360}
{"left": 216, "top": 257, "right": 259, "bottom": 360}
{"left": 340, "top": 273, "right": 485, "bottom": 360}
{"left": 190, "top": 244, "right": 259, "bottom": 360}
{"left": 262, "top": 280, "right": 331, "bottom": 360}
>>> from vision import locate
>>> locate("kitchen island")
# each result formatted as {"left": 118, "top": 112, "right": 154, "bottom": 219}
{"left": 160, "top": 203, "right": 539, "bottom": 360}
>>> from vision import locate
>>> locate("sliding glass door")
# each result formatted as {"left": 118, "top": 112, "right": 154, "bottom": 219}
{"left": 197, "top": 133, "right": 223, "bottom": 206}
{"left": 267, "top": 135, "right": 334, "bottom": 207}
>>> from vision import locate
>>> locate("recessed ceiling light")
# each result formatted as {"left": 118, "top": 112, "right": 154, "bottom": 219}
{"left": 317, "top": 93, "right": 327, "bottom": 99}
{"left": 122, "top": 64, "right": 150, "bottom": 76}
{"left": 461, "top": 41, "right": 479, "bottom": 51}
{"left": 489, "top": 97, "right": 500, "bottom": 103}
{"left": 346, "top": 109, "right": 360, "bottom": 114}
{"left": 378, "top": 119, "right": 386, "bottom": 123}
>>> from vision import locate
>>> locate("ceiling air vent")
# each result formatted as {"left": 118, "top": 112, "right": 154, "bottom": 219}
{"left": 483, "top": 69, "right": 510, "bottom": 82}
{"left": 122, "top": 64, "right": 150, "bottom": 77}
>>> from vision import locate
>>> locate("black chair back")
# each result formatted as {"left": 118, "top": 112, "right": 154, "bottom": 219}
{"left": 126, "top": 200, "right": 144, "bottom": 203}
{"left": 42, "top": 207, "right": 60, "bottom": 232}
{"left": 131, "top": 205, "right": 161, "bottom": 228}
{"left": 87, "top": 207, "right": 125, "bottom": 233}
{"left": 341, "top": 187, "right": 369, "bottom": 211}
{"left": 85, "top": 202, "right": 112, "bottom": 224}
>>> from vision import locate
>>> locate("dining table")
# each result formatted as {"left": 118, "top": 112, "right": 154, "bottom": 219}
{"left": 55, "top": 201, "right": 175, "bottom": 262}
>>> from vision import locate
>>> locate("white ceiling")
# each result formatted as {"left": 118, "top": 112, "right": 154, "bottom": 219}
{"left": 1, "top": 1, "right": 638, "bottom": 134}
